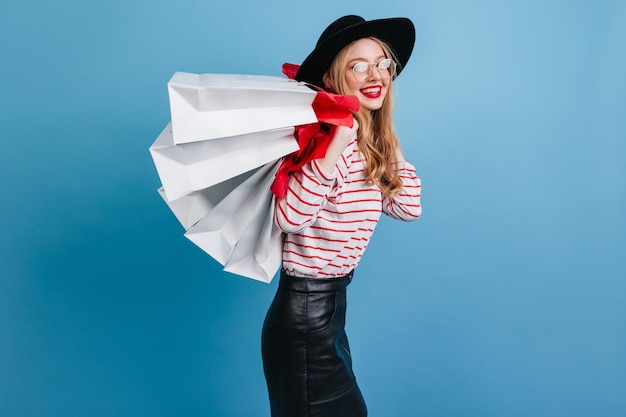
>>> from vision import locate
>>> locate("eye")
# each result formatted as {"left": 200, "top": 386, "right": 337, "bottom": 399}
{"left": 378, "top": 59, "right": 392, "bottom": 70}
{"left": 352, "top": 62, "right": 369, "bottom": 73}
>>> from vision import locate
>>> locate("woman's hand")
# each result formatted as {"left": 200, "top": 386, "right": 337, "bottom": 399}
{"left": 316, "top": 120, "right": 359, "bottom": 173}
{"left": 329, "top": 123, "right": 358, "bottom": 149}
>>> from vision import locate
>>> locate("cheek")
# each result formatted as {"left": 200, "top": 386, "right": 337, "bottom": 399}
{"left": 344, "top": 75, "right": 361, "bottom": 95}
{"left": 379, "top": 80, "right": 390, "bottom": 99}
{"left": 382, "top": 83, "right": 390, "bottom": 98}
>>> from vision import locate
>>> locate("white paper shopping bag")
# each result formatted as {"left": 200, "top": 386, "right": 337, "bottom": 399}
{"left": 223, "top": 188, "right": 283, "bottom": 283}
{"left": 150, "top": 122, "right": 298, "bottom": 202}
{"left": 168, "top": 72, "right": 318, "bottom": 144}
{"left": 156, "top": 168, "right": 256, "bottom": 230}
{"left": 184, "top": 160, "right": 282, "bottom": 277}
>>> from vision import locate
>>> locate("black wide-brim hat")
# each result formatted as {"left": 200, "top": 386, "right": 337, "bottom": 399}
{"left": 295, "top": 15, "right": 416, "bottom": 88}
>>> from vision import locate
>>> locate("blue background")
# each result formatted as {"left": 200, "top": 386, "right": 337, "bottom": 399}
{"left": 2, "top": 1, "right": 625, "bottom": 416}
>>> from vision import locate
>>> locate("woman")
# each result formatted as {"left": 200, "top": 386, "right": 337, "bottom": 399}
{"left": 262, "top": 15, "right": 421, "bottom": 417}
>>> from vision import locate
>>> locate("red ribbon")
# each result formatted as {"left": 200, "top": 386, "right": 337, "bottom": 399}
{"left": 281, "top": 62, "right": 300, "bottom": 80}
{"left": 271, "top": 64, "right": 360, "bottom": 198}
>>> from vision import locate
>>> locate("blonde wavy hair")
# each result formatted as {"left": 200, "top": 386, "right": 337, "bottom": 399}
{"left": 323, "top": 37, "right": 403, "bottom": 198}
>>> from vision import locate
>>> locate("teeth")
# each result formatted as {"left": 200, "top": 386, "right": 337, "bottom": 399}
{"left": 361, "top": 87, "right": 380, "bottom": 94}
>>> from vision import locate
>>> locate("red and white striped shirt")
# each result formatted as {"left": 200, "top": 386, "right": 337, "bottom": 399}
{"left": 275, "top": 136, "right": 422, "bottom": 278}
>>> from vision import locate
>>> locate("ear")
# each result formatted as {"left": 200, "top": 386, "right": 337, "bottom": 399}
{"left": 322, "top": 73, "right": 334, "bottom": 91}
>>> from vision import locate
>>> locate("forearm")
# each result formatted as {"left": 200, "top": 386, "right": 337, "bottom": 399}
{"left": 274, "top": 161, "right": 335, "bottom": 233}
{"left": 383, "top": 161, "right": 422, "bottom": 221}
{"left": 316, "top": 123, "right": 358, "bottom": 173}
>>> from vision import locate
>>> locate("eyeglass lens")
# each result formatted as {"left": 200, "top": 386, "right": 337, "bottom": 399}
{"left": 352, "top": 59, "right": 395, "bottom": 82}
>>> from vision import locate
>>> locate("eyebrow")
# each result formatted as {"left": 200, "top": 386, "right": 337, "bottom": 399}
{"left": 347, "top": 55, "right": 387, "bottom": 64}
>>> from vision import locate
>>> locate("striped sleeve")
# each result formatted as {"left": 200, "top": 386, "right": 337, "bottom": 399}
{"left": 275, "top": 140, "right": 354, "bottom": 234}
{"left": 274, "top": 160, "right": 336, "bottom": 233}
{"left": 382, "top": 160, "right": 422, "bottom": 221}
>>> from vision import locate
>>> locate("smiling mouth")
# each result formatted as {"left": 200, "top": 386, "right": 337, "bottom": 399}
{"left": 360, "top": 86, "right": 382, "bottom": 98}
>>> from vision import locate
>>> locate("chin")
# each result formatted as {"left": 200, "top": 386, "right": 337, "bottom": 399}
{"left": 360, "top": 100, "right": 384, "bottom": 111}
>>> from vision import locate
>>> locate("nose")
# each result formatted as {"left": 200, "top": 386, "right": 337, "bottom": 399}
{"left": 367, "top": 66, "right": 381, "bottom": 81}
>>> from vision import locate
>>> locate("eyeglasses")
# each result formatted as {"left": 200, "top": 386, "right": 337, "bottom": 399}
{"left": 350, "top": 58, "right": 396, "bottom": 82}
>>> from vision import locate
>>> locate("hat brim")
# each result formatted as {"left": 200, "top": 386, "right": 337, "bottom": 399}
{"left": 295, "top": 17, "right": 415, "bottom": 88}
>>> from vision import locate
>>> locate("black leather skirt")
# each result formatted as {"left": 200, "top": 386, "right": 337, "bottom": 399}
{"left": 261, "top": 269, "right": 367, "bottom": 417}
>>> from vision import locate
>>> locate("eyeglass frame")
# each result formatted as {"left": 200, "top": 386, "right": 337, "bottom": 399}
{"left": 349, "top": 58, "right": 397, "bottom": 82}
